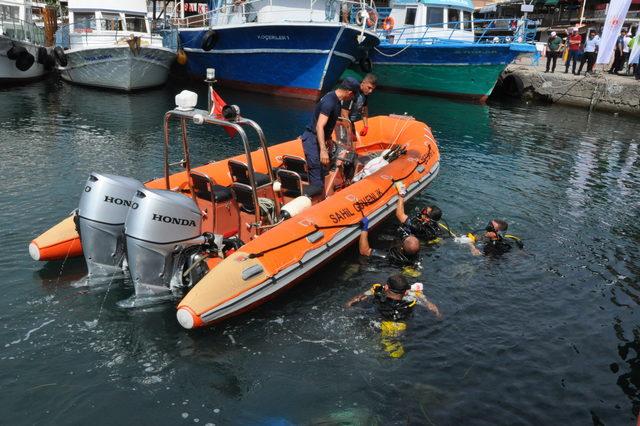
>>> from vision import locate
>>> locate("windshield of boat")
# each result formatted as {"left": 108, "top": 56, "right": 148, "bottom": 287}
{"left": 125, "top": 14, "right": 147, "bottom": 32}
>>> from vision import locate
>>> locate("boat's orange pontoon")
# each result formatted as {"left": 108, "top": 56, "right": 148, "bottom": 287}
{"left": 29, "top": 89, "right": 440, "bottom": 329}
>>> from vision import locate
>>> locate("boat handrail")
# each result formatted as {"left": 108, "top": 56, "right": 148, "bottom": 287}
{"left": 0, "top": 16, "right": 45, "bottom": 45}
{"left": 172, "top": 0, "right": 376, "bottom": 28}
{"left": 380, "top": 18, "right": 537, "bottom": 46}
{"left": 163, "top": 109, "right": 280, "bottom": 227}
{"left": 54, "top": 17, "right": 178, "bottom": 50}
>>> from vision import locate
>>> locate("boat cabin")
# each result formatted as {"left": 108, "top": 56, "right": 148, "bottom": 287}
{"left": 0, "top": 0, "right": 43, "bottom": 43}
{"left": 66, "top": 0, "right": 150, "bottom": 34}
{"left": 0, "top": 0, "right": 30, "bottom": 23}
{"left": 382, "top": 0, "right": 475, "bottom": 44}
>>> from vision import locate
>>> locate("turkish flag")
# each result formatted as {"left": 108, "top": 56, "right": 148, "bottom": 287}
{"left": 210, "top": 87, "right": 237, "bottom": 137}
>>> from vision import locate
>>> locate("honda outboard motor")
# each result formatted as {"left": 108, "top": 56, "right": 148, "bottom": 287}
{"left": 125, "top": 188, "right": 209, "bottom": 296}
{"left": 77, "top": 173, "right": 143, "bottom": 276}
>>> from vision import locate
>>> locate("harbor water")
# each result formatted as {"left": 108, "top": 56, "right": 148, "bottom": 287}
{"left": 1, "top": 79, "right": 639, "bottom": 425}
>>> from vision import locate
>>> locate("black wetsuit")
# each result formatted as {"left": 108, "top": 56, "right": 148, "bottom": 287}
{"left": 372, "top": 285, "right": 416, "bottom": 321}
{"left": 370, "top": 243, "right": 417, "bottom": 267}
{"left": 481, "top": 236, "right": 512, "bottom": 256}
{"left": 398, "top": 216, "right": 443, "bottom": 243}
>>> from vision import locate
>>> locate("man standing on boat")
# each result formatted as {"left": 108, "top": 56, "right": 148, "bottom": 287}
{"left": 341, "top": 73, "right": 377, "bottom": 136}
{"left": 301, "top": 77, "right": 359, "bottom": 191}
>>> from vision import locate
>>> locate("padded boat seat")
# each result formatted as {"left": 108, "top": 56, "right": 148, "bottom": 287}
{"left": 190, "top": 171, "right": 233, "bottom": 202}
{"left": 231, "top": 182, "right": 257, "bottom": 214}
{"left": 277, "top": 169, "right": 322, "bottom": 198}
{"left": 228, "top": 159, "right": 271, "bottom": 187}
{"left": 282, "top": 155, "right": 309, "bottom": 182}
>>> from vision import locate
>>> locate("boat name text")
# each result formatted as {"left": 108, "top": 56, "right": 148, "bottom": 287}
{"left": 104, "top": 195, "right": 138, "bottom": 209}
{"left": 257, "top": 35, "right": 290, "bottom": 41}
{"left": 84, "top": 54, "right": 113, "bottom": 62}
{"left": 152, "top": 213, "right": 197, "bottom": 227}
{"left": 353, "top": 189, "right": 383, "bottom": 212}
{"left": 329, "top": 207, "right": 355, "bottom": 224}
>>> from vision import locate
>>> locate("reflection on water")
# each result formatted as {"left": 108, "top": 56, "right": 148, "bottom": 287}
{"left": 1, "top": 80, "right": 639, "bottom": 424}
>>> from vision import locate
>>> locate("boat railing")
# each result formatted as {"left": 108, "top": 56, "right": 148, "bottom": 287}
{"left": 54, "top": 17, "right": 178, "bottom": 50}
{"left": 163, "top": 108, "right": 280, "bottom": 228}
{"left": 0, "top": 16, "right": 45, "bottom": 45}
{"left": 172, "top": 0, "right": 376, "bottom": 28}
{"left": 381, "top": 18, "right": 537, "bottom": 46}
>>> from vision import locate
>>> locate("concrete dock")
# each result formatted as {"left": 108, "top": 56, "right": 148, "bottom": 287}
{"left": 497, "top": 61, "right": 640, "bottom": 116}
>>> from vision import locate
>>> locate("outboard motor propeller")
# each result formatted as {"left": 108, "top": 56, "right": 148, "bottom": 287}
{"left": 124, "top": 188, "right": 210, "bottom": 297}
{"left": 77, "top": 173, "right": 143, "bottom": 276}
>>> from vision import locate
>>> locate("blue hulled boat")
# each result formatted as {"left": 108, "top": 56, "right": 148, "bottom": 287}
{"left": 176, "top": 0, "right": 379, "bottom": 100}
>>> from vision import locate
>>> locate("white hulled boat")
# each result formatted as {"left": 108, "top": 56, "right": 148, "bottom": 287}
{"left": 54, "top": 0, "right": 177, "bottom": 91}
{"left": 0, "top": 0, "right": 52, "bottom": 84}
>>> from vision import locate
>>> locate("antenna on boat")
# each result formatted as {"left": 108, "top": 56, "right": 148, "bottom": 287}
{"left": 205, "top": 68, "right": 216, "bottom": 115}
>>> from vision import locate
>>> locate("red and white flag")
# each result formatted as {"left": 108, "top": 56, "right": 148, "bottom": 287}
{"left": 210, "top": 87, "right": 237, "bottom": 137}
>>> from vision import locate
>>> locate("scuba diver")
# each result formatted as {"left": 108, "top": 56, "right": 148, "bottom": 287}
{"left": 394, "top": 181, "right": 450, "bottom": 244}
{"left": 465, "top": 219, "right": 523, "bottom": 256}
{"left": 346, "top": 274, "right": 441, "bottom": 358}
{"left": 358, "top": 216, "right": 421, "bottom": 268}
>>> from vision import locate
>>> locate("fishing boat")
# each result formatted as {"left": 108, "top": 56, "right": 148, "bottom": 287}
{"left": 346, "top": 0, "right": 537, "bottom": 102}
{"left": 53, "top": 0, "right": 178, "bottom": 91}
{"left": 29, "top": 78, "right": 440, "bottom": 329}
{"left": 174, "top": 0, "right": 380, "bottom": 100}
{"left": 0, "top": 0, "right": 53, "bottom": 84}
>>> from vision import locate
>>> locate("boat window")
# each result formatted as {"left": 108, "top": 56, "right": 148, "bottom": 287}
{"left": 404, "top": 7, "right": 416, "bottom": 25}
{"left": 102, "top": 13, "right": 123, "bottom": 31}
{"left": 427, "top": 7, "right": 443, "bottom": 28}
{"left": 0, "top": 4, "right": 19, "bottom": 21}
{"left": 74, "top": 13, "right": 96, "bottom": 32}
{"left": 463, "top": 11, "right": 472, "bottom": 31}
{"left": 447, "top": 8, "right": 460, "bottom": 29}
{"left": 125, "top": 15, "right": 146, "bottom": 32}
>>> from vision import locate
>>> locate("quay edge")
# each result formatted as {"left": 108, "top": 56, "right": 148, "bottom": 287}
{"left": 497, "top": 64, "right": 640, "bottom": 116}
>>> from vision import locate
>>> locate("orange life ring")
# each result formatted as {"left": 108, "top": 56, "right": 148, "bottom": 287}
{"left": 366, "top": 9, "right": 378, "bottom": 28}
{"left": 382, "top": 16, "right": 395, "bottom": 31}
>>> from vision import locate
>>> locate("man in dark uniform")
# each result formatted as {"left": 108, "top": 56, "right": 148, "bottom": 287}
{"left": 301, "top": 78, "right": 359, "bottom": 191}
{"left": 341, "top": 73, "right": 376, "bottom": 136}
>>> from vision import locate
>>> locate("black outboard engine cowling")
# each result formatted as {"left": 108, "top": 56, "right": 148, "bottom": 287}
{"left": 77, "top": 173, "right": 143, "bottom": 276}
{"left": 124, "top": 188, "right": 208, "bottom": 296}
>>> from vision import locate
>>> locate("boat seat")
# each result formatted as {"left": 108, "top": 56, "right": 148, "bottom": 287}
{"left": 228, "top": 159, "right": 271, "bottom": 187}
{"left": 231, "top": 182, "right": 258, "bottom": 214}
{"left": 281, "top": 155, "right": 309, "bottom": 182}
{"left": 190, "top": 171, "right": 232, "bottom": 202}
{"left": 277, "top": 169, "right": 322, "bottom": 198}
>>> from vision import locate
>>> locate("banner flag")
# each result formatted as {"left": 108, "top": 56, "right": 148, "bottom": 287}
{"left": 629, "top": 33, "right": 640, "bottom": 65}
{"left": 596, "top": 0, "right": 632, "bottom": 64}
{"left": 210, "top": 87, "right": 237, "bottom": 137}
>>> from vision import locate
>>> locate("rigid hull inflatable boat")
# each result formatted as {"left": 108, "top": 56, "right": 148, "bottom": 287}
{"left": 29, "top": 95, "right": 439, "bottom": 329}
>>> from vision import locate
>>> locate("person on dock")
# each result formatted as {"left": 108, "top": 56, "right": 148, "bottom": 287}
{"left": 358, "top": 215, "right": 421, "bottom": 267}
{"left": 341, "top": 73, "right": 377, "bottom": 137}
{"left": 467, "top": 219, "right": 519, "bottom": 256}
{"left": 301, "top": 77, "right": 359, "bottom": 191}
{"left": 578, "top": 30, "right": 599, "bottom": 75}
{"left": 346, "top": 274, "right": 441, "bottom": 358}
{"left": 609, "top": 29, "right": 627, "bottom": 75}
{"left": 545, "top": 32, "right": 563, "bottom": 73}
{"left": 393, "top": 181, "right": 449, "bottom": 245}
{"left": 565, "top": 27, "right": 581, "bottom": 75}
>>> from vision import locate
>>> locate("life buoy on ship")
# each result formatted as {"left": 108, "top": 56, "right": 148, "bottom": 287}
{"left": 201, "top": 30, "right": 218, "bottom": 52}
{"left": 15, "top": 50, "right": 35, "bottom": 71}
{"left": 359, "top": 57, "right": 373, "bottom": 73}
{"left": 366, "top": 10, "right": 378, "bottom": 28}
{"left": 53, "top": 46, "right": 68, "bottom": 67}
{"left": 382, "top": 16, "right": 395, "bottom": 31}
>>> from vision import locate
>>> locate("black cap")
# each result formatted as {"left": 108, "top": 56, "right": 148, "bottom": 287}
{"left": 387, "top": 274, "right": 410, "bottom": 294}
{"left": 339, "top": 77, "right": 360, "bottom": 92}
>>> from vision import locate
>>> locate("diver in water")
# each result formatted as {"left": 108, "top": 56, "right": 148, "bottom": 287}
{"left": 394, "top": 182, "right": 448, "bottom": 244}
{"left": 346, "top": 274, "right": 441, "bottom": 358}
{"left": 467, "top": 219, "right": 519, "bottom": 256}
{"left": 358, "top": 216, "right": 420, "bottom": 267}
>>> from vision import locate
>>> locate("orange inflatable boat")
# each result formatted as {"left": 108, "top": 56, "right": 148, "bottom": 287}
{"left": 29, "top": 93, "right": 440, "bottom": 329}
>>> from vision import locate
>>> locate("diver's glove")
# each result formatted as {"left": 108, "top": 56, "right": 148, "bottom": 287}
{"left": 360, "top": 126, "right": 368, "bottom": 136}
{"left": 360, "top": 217, "right": 369, "bottom": 231}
